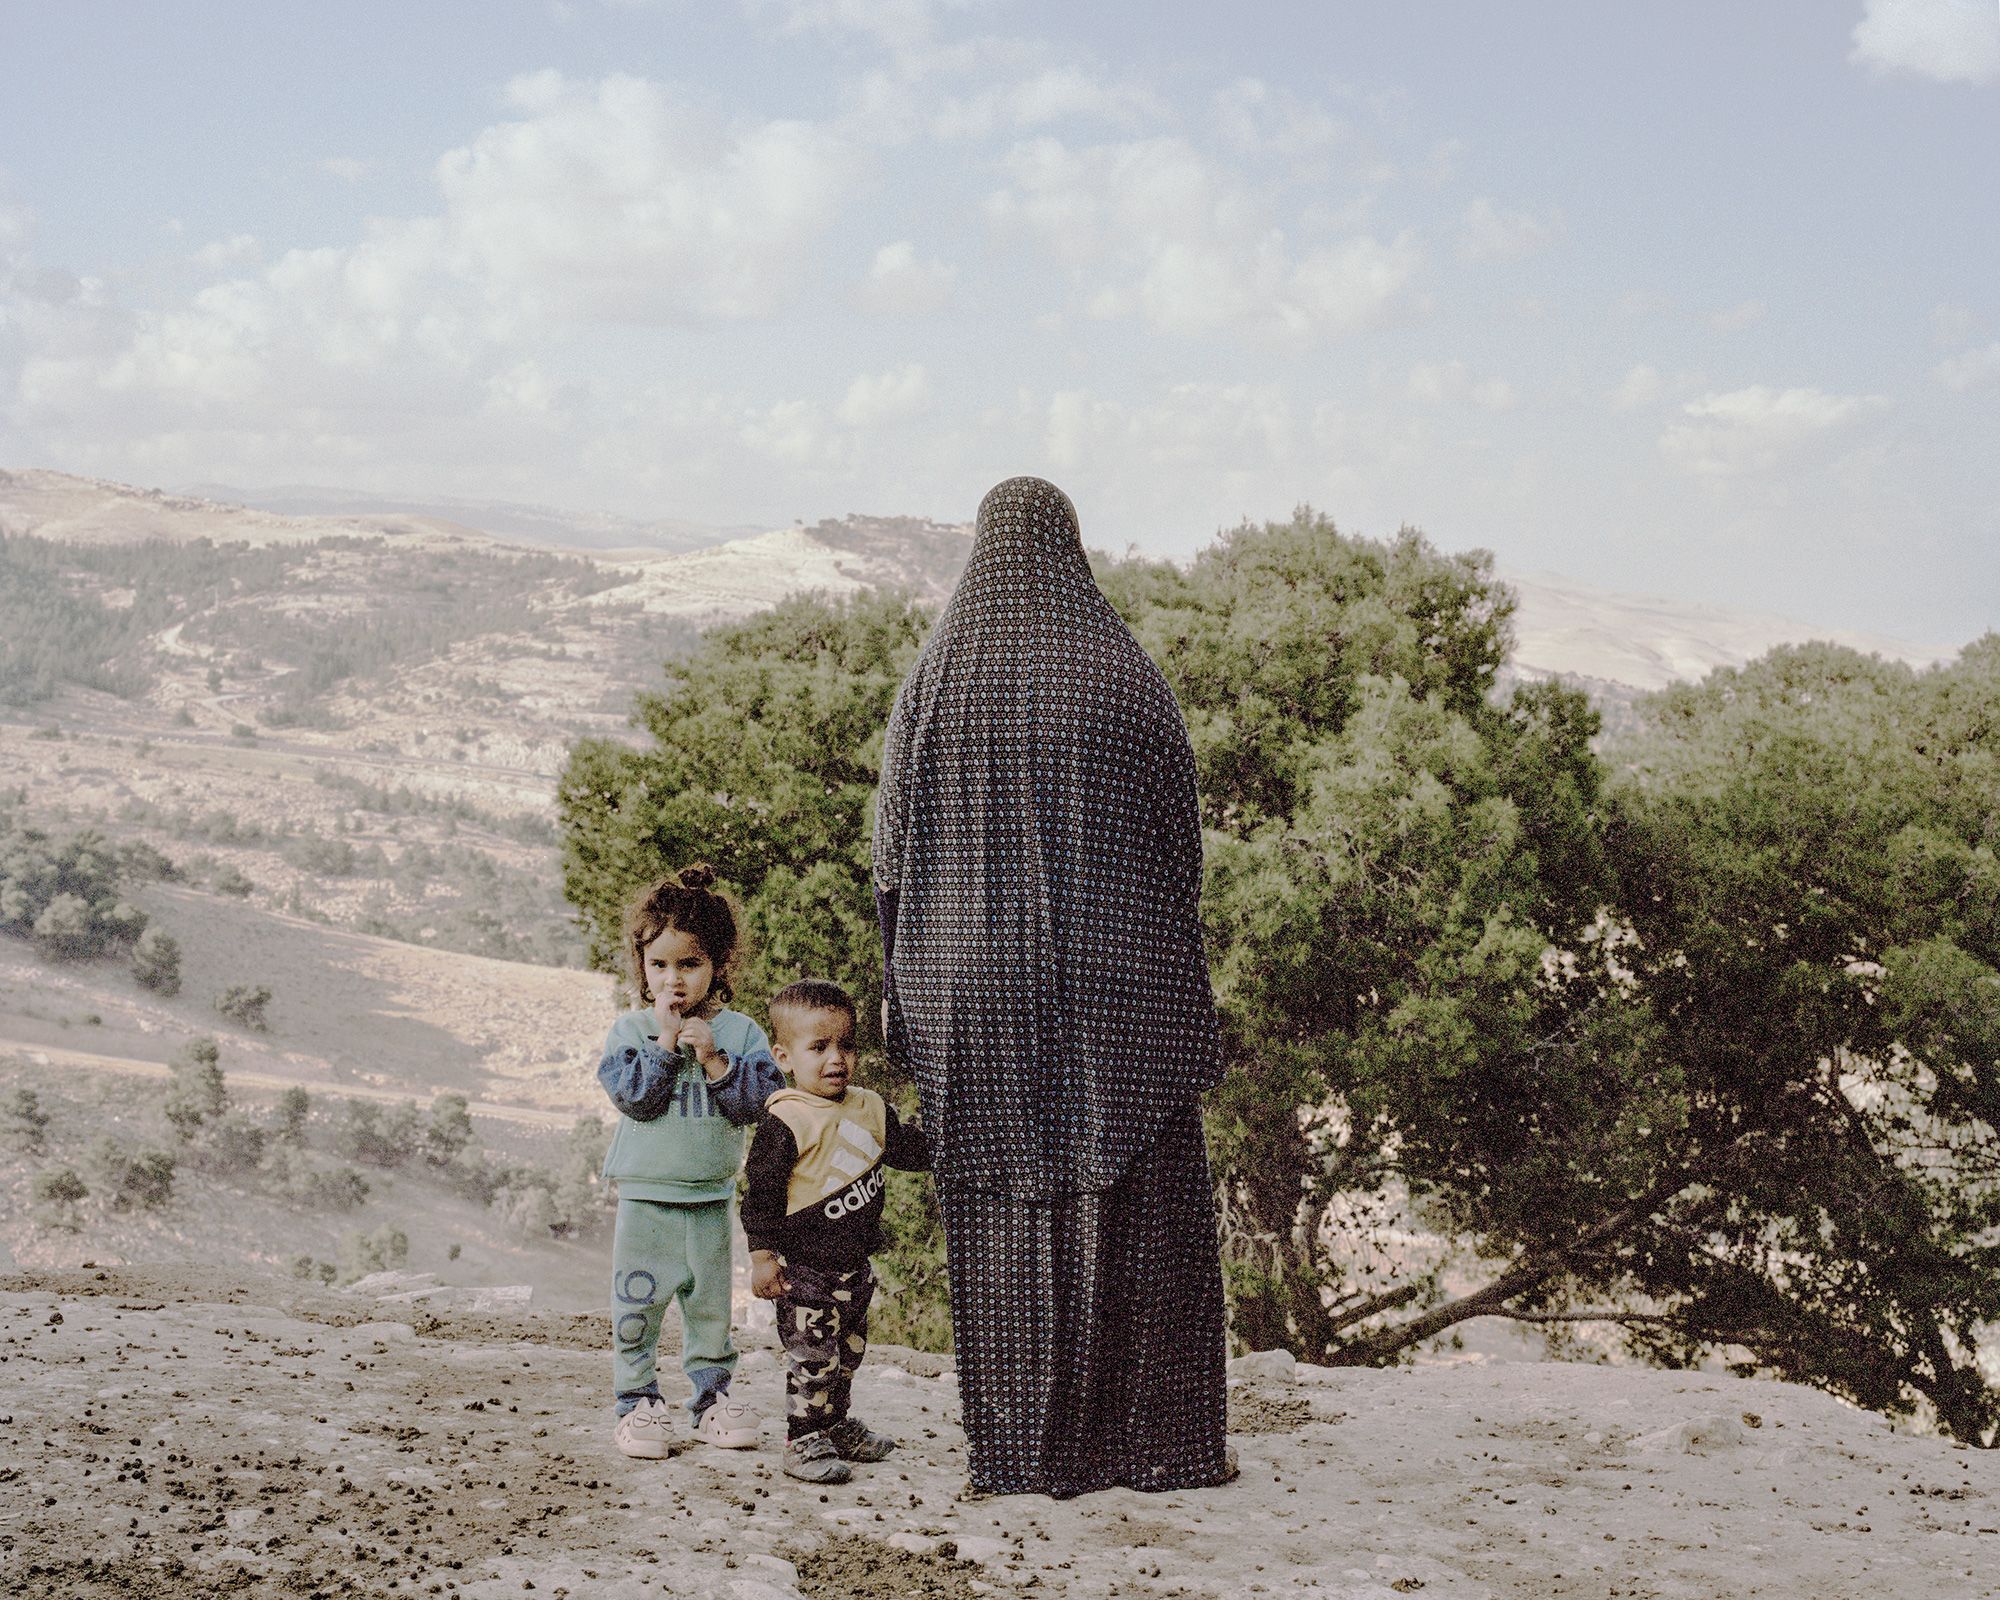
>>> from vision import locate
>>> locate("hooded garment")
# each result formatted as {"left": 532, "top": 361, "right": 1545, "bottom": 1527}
{"left": 872, "top": 475, "right": 1225, "bottom": 1200}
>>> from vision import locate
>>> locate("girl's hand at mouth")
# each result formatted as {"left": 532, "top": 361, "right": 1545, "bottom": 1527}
{"left": 677, "top": 1015, "right": 728, "bottom": 1078}
{"left": 653, "top": 995, "right": 683, "bottom": 1052}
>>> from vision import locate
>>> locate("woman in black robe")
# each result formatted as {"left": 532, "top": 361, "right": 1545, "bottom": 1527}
{"left": 872, "top": 475, "right": 1232, "bottom": 1498}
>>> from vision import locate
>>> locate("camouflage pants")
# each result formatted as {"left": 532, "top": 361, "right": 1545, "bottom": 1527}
{"left": 775, "top": 1261, "right": 875, "bottom": 1440}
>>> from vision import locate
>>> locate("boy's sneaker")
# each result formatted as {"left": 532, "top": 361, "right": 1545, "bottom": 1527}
{"left": 825, "top": 1415, "right": 896, "bottom": 1462}
{"left": 784, "top": 1430, "right": 853, "bottom": 1484}
{"left": 692, "top": 1394, "right": 760, "bottom": 1449}
{"left": 613, "top": 1397, "right": 677, "bottom": 1460}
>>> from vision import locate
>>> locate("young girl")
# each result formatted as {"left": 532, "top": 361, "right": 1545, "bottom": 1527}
{"left": 597, "top": 863, "right": 784, "bottom": 1459}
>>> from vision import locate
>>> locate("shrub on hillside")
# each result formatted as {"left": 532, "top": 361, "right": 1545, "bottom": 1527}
{"left": 211, "top": 864, "right": 254, "bottom": 897}
{"left": 273, "top": 1085, "right": 311, "bottom": 1146}
{"left": 131, "top": 927, "right": 182, "bottom": 995}
{"left": 194, "top": 1112, "right": 267, "bottom": 1175}
{"left": 82, "top": 1137, "right": 176, "bottom": 1211}
{"left": 424, "top": 1094, "right": 475, "bottom": 1165}
{"left": 286, "top": 1253, "right": 338, "bottom": 1285}
{"left": 3, "top": 1087, "right": 52, "bottom": 1154}
{"left": 215, "top": 984, "right": 272, "bottom": 1031}
{"left": 263, "top": 1144, "right": 369, "bottom": 1211}
{"left": 164, "top": 1036, "right": 227, "bottom": 1139}
{"left": 338, "top": 1223, "right": 410, "bottom": 1284}
{"left": 332, "top": 1098, "right": 424, "bottom": 1168}
{"left": 1, "top": 823, "right": 155, "bottom": 965}
{"left": 31, "top": 1167, "right": 88, "bottom": 1230}
{"left": 281, "top": 836, "right": 357, "bottom": 876}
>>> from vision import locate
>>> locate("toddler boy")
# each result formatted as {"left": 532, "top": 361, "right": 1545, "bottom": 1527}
{"left": 744, "top": 979, "right": 929, "bottom": 1484}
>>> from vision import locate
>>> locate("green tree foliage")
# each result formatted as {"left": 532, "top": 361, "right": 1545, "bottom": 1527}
{"left": 131, "top": 927, "right": 183, "bottom": 994}
{"left": 558, "top": 589, "right": 932, "bottom": 1049}
{"left": 1559, "top": 639, "right": 2000, "bottom": 1443}
{"left": 1090, "top": 515, "right": 1630, "bottom": 1360}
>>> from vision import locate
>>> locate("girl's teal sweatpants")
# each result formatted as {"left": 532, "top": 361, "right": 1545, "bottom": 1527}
{"left": 610, "top": 1195, "right": 737, "bottom": 1416}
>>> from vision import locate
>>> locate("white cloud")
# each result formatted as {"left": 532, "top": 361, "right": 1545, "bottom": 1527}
{"left": 934, "top": 66, "right": 1167, "bottom": 138}
{"left": 1457, "top": 196, "right": 1558, "bottom": 263}
{"left": 837, "top": 361, "right": 930, "bottom": 425}
{"left": 192, "top": 235, "right": 260, "bottom": 270}
{"left": 1406, "top": 360, "right": 1515, "bottom": 411}
{"left": 320, "top": 157, "right": 369, "bottom": 182}
{"left": 1933, "top": 341, "right": 2000, "bottom": 390}
{"left": 746, "top": 0, "right": 955, "bottom": 55}
{"left": 1213, "top": 78, "right": 1336, "bottom": 158}
{"left": 857, "top": 240, "right": 955, "bottom": 314}
{"left": 1708, "top": 299, "right": 1765, "bottom": 332}
{"left": 436, "top": 72, "right": 859, "bottom": 323}
{"left": 1660, "top": 385, "right": 1889, "bottom": 477}
{"left": 740, "top": 396, "right": 839, "bottom": 466}
{"left": 988, "top": 135, "right": 1422, "bottom": 343}
{"left": 1045, "top": 381, "right": 1294, "bottom": 475}
{"left": 1610, "top": 363, "right": 1664, "bottom": 410}
{"left": 1, "top": 74, "right": 863, "bottom": 487}
{"left": 1850, "top": 0, "right": 2000, "bottom": 84}
{"left": 1212, "top": 78, "right": 1396, "bottom": 184}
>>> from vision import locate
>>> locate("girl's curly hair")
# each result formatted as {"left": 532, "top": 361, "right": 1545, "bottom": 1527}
{"left": 621, "top": 863, "right": 743, "bottom": 1010}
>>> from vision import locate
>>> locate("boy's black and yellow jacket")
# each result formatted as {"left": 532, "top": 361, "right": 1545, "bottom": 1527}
{"left": 741, "top": 1086, "right": 930, "bottom": 1273}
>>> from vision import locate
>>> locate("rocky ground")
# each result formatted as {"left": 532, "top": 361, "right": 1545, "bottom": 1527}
{"left": 4, "top": 1267, "right": 1996, "bottom": 1600}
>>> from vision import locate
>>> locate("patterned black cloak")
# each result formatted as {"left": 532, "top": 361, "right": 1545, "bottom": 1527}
{"left": 873, "top": 476, "right": 1231, "bottom": 1497}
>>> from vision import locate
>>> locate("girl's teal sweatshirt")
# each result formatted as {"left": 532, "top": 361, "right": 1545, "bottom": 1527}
{"left": 596, "top": 1007, "right": 783, "bottom": 1203}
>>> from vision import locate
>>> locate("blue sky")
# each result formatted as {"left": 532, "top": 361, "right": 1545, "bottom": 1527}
{"left": 2, "top": 0, "right": 1996, "bottom": 642}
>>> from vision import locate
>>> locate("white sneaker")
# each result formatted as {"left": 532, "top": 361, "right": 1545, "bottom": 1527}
{"left": 614, "top": 1397, "right": 677, "bottom": 1459}
{"left": 693, "top": 1394, "right": 760, "bottom": 1449}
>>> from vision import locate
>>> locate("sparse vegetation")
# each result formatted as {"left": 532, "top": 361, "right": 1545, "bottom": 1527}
{"left": 1, "top": 819, "right": 169, "bottom": 965}
{"left": 286, "top": 1252, "right": 339, "bottom": 1284}
{"left": 164, "top": 1036, "right": 228, "bottom": 1138}
{"left": 81, "top": 1136, "right": 177, "bottom": 1211}
{"left": 131, "top": 926, "right": 183, "bottom": 994}
{"left": 264, "top": 1145, "right": 370, "bottom": 1211}
{"left": 4, "top": 1086, "right": 52, "bottom": 1154}
{"left": 274, "top": 1085, "right": 311, "bottom": 1146}
{"left": 31, "top": 1166, "right": 89, "bottom": 1230}
{"left": 338, "top": 1222, "right": 410, "bottom": 1284}
{"left": 332, "top": 1098, "right": 426, "bottom": 1168}
{"left": 215, "top": 983, "right": 273, "bottom": 1031}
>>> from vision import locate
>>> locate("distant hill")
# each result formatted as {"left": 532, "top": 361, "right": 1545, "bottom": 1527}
{"left": 0, "top": 467, "right": 496, "bottom": 550}
{"left": 4, "top": 465, "right": 1959, "bottom": 700}
{"left": 1502, "top": 569, "right": 1953, "bottom": 694}
{"left": 181, "top": 480, "right": 757, "bottom": 555}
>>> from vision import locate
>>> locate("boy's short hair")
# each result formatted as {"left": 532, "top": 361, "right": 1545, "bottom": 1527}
{"left": 769, "top": 978, "right": 857, "bottom": 1042}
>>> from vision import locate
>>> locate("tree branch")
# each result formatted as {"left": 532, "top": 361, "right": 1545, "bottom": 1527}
{"left": 1326, "top": 1160, "right": 1707, "bottom": 1365}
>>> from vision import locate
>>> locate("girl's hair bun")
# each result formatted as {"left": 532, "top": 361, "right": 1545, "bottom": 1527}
{"left": 676, "top": 862, "right": 718, "bottom": 891}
